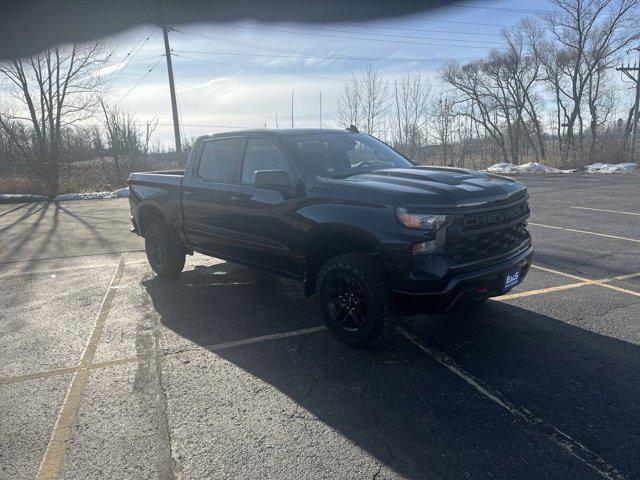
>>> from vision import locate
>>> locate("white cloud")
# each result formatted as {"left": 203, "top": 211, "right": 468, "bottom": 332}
{"left": 178, "top": 76, "right": 229, "bottom": 94}
{"left": 92, "top": 61, "right": 128, "bottom": 77}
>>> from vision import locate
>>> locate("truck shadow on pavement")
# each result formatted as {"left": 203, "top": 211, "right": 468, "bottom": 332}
{"left": 143, "top": 262, "right": 640, "bottom": 479}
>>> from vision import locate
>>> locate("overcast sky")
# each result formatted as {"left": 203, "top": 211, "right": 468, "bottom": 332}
{"left": 98, "top": 0, "right": 556, "bottom": 147}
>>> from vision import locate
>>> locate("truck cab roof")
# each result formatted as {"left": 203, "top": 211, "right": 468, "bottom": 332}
{"left": 196, "top": 128, "right": 359, "bottom": 142}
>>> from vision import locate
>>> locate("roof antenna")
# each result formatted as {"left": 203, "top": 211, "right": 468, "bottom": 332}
{"left": 346, "top": 125, "right": 359, "bottom": 133}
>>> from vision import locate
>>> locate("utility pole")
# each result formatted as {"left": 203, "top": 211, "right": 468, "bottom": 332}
{"left": 162, "top": 25, "right": 181, "bottom": 154}
{"left": 617, "top": 46, "right": 640, "bottom": 161}
{"left": 275, "top": 112, "right": 279, "bottom": 129}
{"left": 291, "top": 90, "right": 294, "bottom": 128}
{"left": 319, "top": 91, "right": 322, "bottom": 128}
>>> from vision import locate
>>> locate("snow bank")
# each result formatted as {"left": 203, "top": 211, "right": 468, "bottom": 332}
{"left": 0, "top": 193, "right": 47, "bottom": 203}
{"left": 53, "top": 187, "right": 129, "bottom": 202}
{"left": 584, "top": 162, "right": 637, "bottom": 174}
{"left": 488, "top": 161, "right": 637, "bottom": 174}
{"left": 1, "top": 187, "right": 129, "bottom": 204}
{"left": 487, "top": 162, "right": 574, "bottom": 174}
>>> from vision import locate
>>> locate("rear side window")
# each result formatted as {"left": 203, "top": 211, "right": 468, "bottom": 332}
{"left": 241, "top": 138, "right": 289, "bottom": 184}
{"left": 197, "top": 137, "right": 241, "bottom": 182}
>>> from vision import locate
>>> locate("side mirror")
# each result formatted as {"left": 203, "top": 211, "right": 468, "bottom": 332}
{"left": 253, "top": 170, "right": 291, "bottom": 188}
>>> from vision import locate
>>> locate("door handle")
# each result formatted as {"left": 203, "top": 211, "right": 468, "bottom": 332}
{"left": 183, "top": 189, "right": 195, "bottom": 198}
{"left": 230, "top": 196, "right": 246, "bottom": 203}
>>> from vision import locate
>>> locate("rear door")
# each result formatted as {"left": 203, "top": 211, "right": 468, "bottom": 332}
{"left": 181, "top": 136, "right": 244, "bottom": 256}
{"left": 225, "top": 135, "right": 303, "bottom": 278}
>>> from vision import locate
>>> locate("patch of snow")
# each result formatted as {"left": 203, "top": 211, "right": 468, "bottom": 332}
{"left": 53, "top": 187, "right": 129, "bottom": 202}
{"left": 0, "top": 193, "right": 47, "bottom": 203}
{"left": 487, "top": 162, "right": 574, "bottom": 174}
{"left": 584, "top": 162, "right": 637, "bottom": 174}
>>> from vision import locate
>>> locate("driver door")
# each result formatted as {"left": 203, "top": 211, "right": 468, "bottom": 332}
{"left": 225, "top": 136, "right": 303, "bottom": 278}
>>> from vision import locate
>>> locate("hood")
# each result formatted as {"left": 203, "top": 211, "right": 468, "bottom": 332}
{"left": 334, "top": 166, "right": 526, "bottom": 209}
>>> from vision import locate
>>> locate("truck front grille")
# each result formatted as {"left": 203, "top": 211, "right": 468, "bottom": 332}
{"left": 446, "top": 222, "right": 530, "bottom": 263}
{"left": 460, "top": 202, "right": 529, "bottom": 231}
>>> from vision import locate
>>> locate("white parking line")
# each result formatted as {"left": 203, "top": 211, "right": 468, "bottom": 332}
{"left": 571, "top": 206, "right": 640, "bottom": 216}
{"left": 528, "top": 223, "right": 640, "bottom": 244}
{"left": 397, "top": 326, "right": 625, "bottom": 480}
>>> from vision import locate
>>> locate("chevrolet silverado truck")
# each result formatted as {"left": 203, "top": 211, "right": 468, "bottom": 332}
{"left": 128, "top": 128, "right": 532, "bottom": 346}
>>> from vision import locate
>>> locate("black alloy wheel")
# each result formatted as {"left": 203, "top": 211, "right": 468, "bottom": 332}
{"left": 144, "top": 220, "right": 186, "bottom": 278}
{"left": 317, "top": 253, "right": 394, "bottom": 347}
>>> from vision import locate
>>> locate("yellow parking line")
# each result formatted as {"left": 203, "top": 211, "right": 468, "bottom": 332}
{"left": 528, "top": 222, "right": 640, "bottom": 244}
{"left": 5, "top": 266, "right": 638, "bottom": 394}
{"left": 593, "top": 283, "right": 640, "bottom": 298}
{"left": 570, "top": 206, "right": 640, "bottom": 216}
{"left": 37, "top": 256, "right": 125, "bottom": 480}
{"left": 530, "top": 264, "right": 590, "bottom": 282}
{"left": 0, "top": 365, "right": 81, "bottom": 386}
{"left": 0, "top": 327, "right": 327, "bottom": 387}
{"left": 531, "top": 265, "right": 640, "bottom": 298}
{"left": 604, "top": 272, "right": 640, "bottom": 281}
{"left": 0, "top": 357, "right": 139, "bottom": 387}
{"left": 495, "top": 281, "right": 589, "bottom": 300}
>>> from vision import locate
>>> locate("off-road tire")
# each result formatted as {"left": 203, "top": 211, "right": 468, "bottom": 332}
{"left": 317, "top": 253, "right": 395, "bottom": 347}
{"left": 145, "top": 220, "right": 186, "bottom": 278}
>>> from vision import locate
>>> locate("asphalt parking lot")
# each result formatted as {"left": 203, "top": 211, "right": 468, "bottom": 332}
{"left": 1, "top": 174, "right": 639, "bottom": 480}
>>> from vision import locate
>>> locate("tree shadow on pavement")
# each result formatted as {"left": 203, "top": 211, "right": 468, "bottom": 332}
{"left": 143, "top": 262, "right": 640, "bottom": 479}
{"left": 0, "top": 200, "right": 138, "bottom": 266}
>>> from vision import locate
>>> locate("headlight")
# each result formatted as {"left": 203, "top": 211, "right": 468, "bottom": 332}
{"left": 395, "top": 208, "right": 449, "bottom": 231}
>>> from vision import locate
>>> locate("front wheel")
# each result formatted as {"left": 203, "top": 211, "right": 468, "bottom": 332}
{"left": 145, "top": 221, "right": 186, "bottom": 278}
{"left": 317, "top": 253, "right": 395, "bottom": 347}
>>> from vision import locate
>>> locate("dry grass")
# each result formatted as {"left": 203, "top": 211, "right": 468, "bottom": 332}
{"left": 0, "top": 155, "right": 184, "bottom": 195}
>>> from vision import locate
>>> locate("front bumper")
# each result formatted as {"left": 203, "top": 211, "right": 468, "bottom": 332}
{"left": 391, "top": 245, "right": 533, "bottom": 314}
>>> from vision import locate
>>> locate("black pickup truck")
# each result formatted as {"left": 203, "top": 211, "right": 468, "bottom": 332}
{"left": 129, "top": 128, "right": 532, "bottom": 346}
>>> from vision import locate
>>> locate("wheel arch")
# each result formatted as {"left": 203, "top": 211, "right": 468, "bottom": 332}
{"left": 137, "top": 203, "right": 166, "bottom": 237}
{"left": 304, "top": 225, "right": 382, "bottom": 296}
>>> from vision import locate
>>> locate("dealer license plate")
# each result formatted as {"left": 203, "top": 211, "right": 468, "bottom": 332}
{"left": 503, "top": 267, "right": 522, "bottom": 293}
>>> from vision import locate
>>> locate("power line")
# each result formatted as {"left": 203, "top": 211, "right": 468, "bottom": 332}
{"left": 114, "top": 57, "right": 163, "bottom": 106}
{"left": 173, "top": 53, "right": 448, "bottom": 87}
{"left": 227, "top": 22, "right": 506, "bottom": 46}
{"left": 454, "top": 4, "right": 551, "bottom": 14}
{"left": 379, "top": 17, "right": 514, "bottom": 28}
{"left": 178, "top": 30, "right": 480, "bottom": 63}
{"left": 321, "top": 22, "right": 506, "bottom": 37}
{"left": 106, "top": 26, "right": 156, "bottom": 89}
{"left": 202, "top": 23, "right": 504, "bottom": 48}
{"left": 172, "top": 49, "right": 478, "bottom": 63}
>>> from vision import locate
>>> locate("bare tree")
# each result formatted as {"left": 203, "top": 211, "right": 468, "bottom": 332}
{"left": 100, "top": 99, "right": 157, "bottom": 183}
{"left": 441, "top": 19, "right": 547, "bottom": 165}
{"left": 441, "top": 60, "right": 512, "bottom": 162}
{"left": 392, "top": 71, "right": 431, "bottom": 161}
{"left": 360, "top": 64, "right": 390, "bottom": 135}
{"left": 586, "top": 62, "right": 617, "bottom": 158}
{"left": 0, "top": 42, "right": 108, "bottom": 199}
{"left": 429, "top": 94, "right": 457, "bottom": 166}
{"left": 541, "top": 0, "right": 639, "bottom": 164}
{"left": 337, "top": 74, "right": 363, "bottom": 129}
{"left": 337, "top": 64, "right": 389, "bottom": 135}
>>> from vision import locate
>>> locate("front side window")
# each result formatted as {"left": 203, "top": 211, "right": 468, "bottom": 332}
{"left": 241, "top": 138, "right": 289, "bottom": 184}
{"left": 285, "top": 133, "right": 412, "bottom": 178}
{"left": 197, "top": 137, "right": 242, "bottom": 182}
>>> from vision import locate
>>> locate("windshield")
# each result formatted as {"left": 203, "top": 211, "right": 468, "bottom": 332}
{"left": 285, "top": 133, "right": 413, "bottom": 178}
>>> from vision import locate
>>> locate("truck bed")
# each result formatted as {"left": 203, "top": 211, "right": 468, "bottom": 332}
{"left": 129, "top": 170, "right": 184, "bottom": 186}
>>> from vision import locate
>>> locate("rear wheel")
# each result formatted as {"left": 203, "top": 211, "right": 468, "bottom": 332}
{"left": 145, "top": 221, "right": 185, "bottom": 278}
{"left": 317, "top": 253, "right": 394, "bottom": 347}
